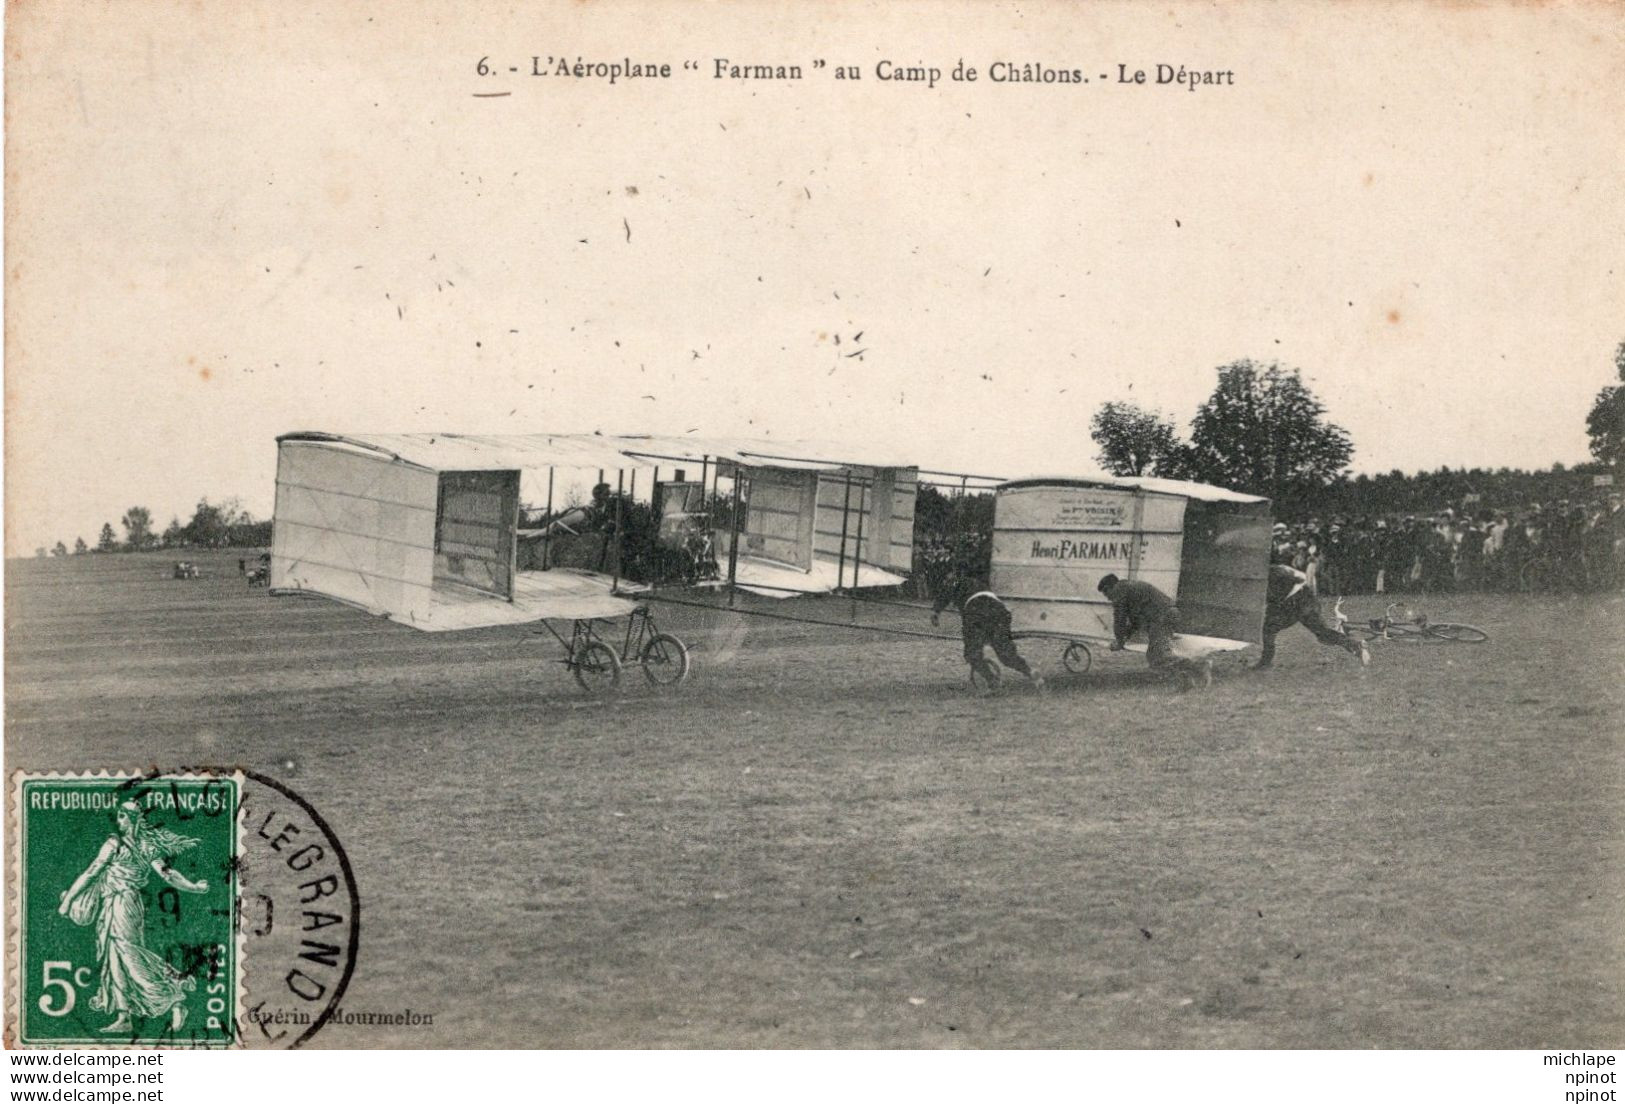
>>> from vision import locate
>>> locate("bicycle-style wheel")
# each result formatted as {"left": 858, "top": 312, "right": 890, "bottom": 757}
{"left": 640, "top": 632, "right": 690, "bottom": 686}
{"left": 1062, "top": 641, "right": 1093, "bottom": 673}
{"left": 572, "top": 641, "right": 622, "bottom": 693}
{"left": 1426, "top": 623, "right": 1489, "bottom": 643}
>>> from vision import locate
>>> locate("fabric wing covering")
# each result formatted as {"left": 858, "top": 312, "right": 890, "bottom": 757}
{"left": 1173, "top": 498, "right": 1273, "bottom": 645}
{"left": 270, "top": 431, "right": 917, "bottom": 630}
{"left": 410, "top": 569, "right": 639, "bottom": 632}
{"left": 271, "top": 439, "right": 442, "bottom": 621}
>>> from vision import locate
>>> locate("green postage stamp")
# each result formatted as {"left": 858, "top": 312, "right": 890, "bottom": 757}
{"left": 8, "top": 773, "right": 241, "bottom": 1047}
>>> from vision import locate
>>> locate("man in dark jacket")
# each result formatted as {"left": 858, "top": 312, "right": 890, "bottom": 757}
{"left": 1096, "top": 574, "right": 1212, "bottom": 689}
{"left": 1455, "top": 521, "right": 1487, "bottom": 590}
{"left": 1256, "top": 560, "right": 1369, "bottom": 670}
{"left": 1384, "top": 518, "right": 1421, "bottom": 593}
{"left": 931, "top": 571, "right": 1045, "bottom": 695}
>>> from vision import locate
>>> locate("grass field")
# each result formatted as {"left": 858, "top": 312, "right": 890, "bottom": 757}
{"left": 5, "top": 551, "right": 1623, "bottom": 1049}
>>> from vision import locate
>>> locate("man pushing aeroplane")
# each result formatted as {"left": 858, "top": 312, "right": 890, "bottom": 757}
{"left": 1254, "top": 558, "right": 1369, "bottom": 671}
{"left": 1096, "top": 573, "right": 1214, "bottom": 691}
{"left": 931, "top": 566, "right": 1046, "bottom": 696}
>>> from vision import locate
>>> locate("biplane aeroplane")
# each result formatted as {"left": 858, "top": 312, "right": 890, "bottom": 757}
{"left": 269, "top": 432, "right": 1274, "bottom": 692}
{"left": 268, "top": 431, "right": 926, "bottom": 690}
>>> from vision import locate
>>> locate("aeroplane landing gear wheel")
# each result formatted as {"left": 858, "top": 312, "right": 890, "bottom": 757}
{"left": 640, "top": 633, "right": 690, "bottom": 687}
{"left": 572, "top": 641, "right": 622, "bottom": 693}
{"left": 1062, "top": 641, "right": 1093, "bottom": 674}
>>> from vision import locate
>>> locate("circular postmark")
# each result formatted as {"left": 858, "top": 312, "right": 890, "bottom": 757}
{"left": 229, "top": 768, "right": 360, "bottom": 1050}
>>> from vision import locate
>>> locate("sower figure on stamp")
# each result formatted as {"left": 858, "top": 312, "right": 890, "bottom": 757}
{"left": 931, "top": 568, "right": 1045, "bottom": 696}
{"left": 1255, "top": 560, "right": 1369, "bottom": 671}
{"left": 1096, "top": 573, "right": 1212, "bottom": 690}
{"left": 58, "top": 800, "right": 210, "bottom": 1034}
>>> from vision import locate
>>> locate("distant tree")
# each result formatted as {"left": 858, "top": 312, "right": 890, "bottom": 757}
{"left": 1186, "top": 360, "right": 1354, "bottom": 503}
{"left": 1089, "top": 401, "right": 1187, "bottom": 477}
{"left": 1262, "top": 461, "right": 1607, "bottom": 521}
{"left": 121, "top": 506, "right": 155, "bottom": 551}
{"left": 35, "top": 547, "right": 47, "bottom": 559}
{"left": 73, "top": 537, "right": 88, "bottom": 555}
{"left": 220, "top": 498, "right": 249, "bottom": 527}
{"left": 51, "top": 541, "right": 68, "bottom": 557}
{"left": 97, "top": 523, "right": 118, "bottom": 552}
{"left": 226, "top": 517, "right": 274, "bottom": 548}
{"left": 1585, "top": 340, "right": 1625, "bottom": 469}
{"left": 912, "top": 484, "right": 995, "bottom": 541}
{"left": 221, "top": 503, "right": 272, "bottom": 547}
{"left": 184, "top": 500, "right": 229, "bottom": 547}
{"left": 161, "top": 517, "right": 184, "bottom": 547}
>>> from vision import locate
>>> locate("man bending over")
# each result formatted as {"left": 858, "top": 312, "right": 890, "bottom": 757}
{"left": 1096, "top": 573, "right": 1212, "bottom": 690}
{"left": 931, "top": 571, "right": 1046, "bottom": 695}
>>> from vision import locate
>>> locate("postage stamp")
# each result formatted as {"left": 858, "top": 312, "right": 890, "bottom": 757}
{"left": 8, "top": 772, "right": 242, "bottom": 1047}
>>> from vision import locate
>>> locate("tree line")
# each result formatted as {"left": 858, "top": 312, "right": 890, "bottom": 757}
{"left": 1088, "top": 346, "right": 1623, "bottom": 519}
{"left": 31, "top": 343, "right": 1623, "bottom": 556}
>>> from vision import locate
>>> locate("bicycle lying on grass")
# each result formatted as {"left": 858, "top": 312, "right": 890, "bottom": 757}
{"left": 1334, "top": 600, "right": 1489, "bottom": 644}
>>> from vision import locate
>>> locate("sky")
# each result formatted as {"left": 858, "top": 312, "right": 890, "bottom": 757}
{"left": 5, "top": 1, "right": 1623, "bottom": 555}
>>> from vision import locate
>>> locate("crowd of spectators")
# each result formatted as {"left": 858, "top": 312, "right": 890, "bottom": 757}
{"left": 912, "top": 491, "right": 1625, "bottom": 600}
{"left": 1272, "top": 493, "right": 1625, "bottom": 596}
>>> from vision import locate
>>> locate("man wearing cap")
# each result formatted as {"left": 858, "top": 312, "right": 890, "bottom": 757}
{"left": 1096, "top": 574, "right": 1212, "bottom": 689}
{"left": 1271, "top": 522, "right": 1291, "bottom": 563}
{"left": 931, "top": 567, "right": 1045, "bottom": 696}
{"left": 1255, "top": 557, "right": 1369, "bottom": 670}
